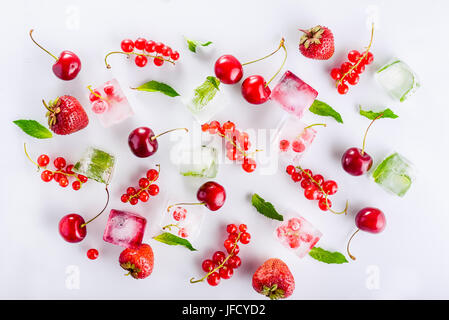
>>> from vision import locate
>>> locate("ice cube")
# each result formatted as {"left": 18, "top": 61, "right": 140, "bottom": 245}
{"left": 178, "top": 145, "right": 218, "bottom": 178}
{"left": 271, "top": 70, "right": 318, "bottom": 118}
{"left": 274, "top": 213, "right": 322, "bottom": 258}
{"left": 88, "top": 79, "right": 134, "bottom": 127}
{"left": 73, "top": 147, "right": 115, "bottom": 184}
{"left": 375, "top": 60, "right": 420, "bottom": 102}
{"left": 160, "top": 203, "right": 205, "bottom": 240}
{"left": 103, "top": 209, "right": 147, "bottom": 248}
{"left": 372, "top": 152, "right": 414, "bottom": 197}
{"left": 273, "top": 116, "right": 317, "bottom": 165}
{"left": 183, "top": 76, "right": 227, "bottom": 124}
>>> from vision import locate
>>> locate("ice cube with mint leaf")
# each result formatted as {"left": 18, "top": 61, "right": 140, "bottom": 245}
{"left": 178, "top": 145, "right": 218, "bottom": 178}
{"left": 74, "top": 147, "right": 115, "bottom": 184}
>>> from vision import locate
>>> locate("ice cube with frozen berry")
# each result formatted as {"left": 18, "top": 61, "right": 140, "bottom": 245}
{"left": 160, "top": 203, "right": 205, "bottom": 240}
{"left": 103, "top": 209, "right": 147, "bottom": 248}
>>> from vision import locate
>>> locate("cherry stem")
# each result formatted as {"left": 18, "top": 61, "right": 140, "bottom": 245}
{"left": 297, "top": 123, "right": 326, "bottom": 139}
{"left": 337, "top": 23, "right": 375, "bottom": 87}
{"left": 151, "top": 128, "right": 188, "bottom": 141}
{"left": 361, "top": 113, "right": 383, "bottom": 155}
{"left": 296, "top": 165, "right": 348, "bottom": 215}
{"left": 104, "top": 51, "right": 175, "bottom": 69}
{"left": 162, "top": 223, "right": 180, "bottom": 231}
{"left": 347, "top": 229, "right": 360, "bottom": 261}
{"left": 266, "top": 38, "right": 287, "bottom": 87}
{"left": 29, "top": 29, "right": 58, "bottom": 61}
{"left": 126, "top": 164, "right": 160, "bottom": 202}
{"left": 167, "top": 202, "right": 205, "bottom": 213}
{"left": 87, "top": 85, "right": 107, "bottom": 101}
{"left": 190, "top": 232, "right": 241, "bottom": 284}
{"left": 242, "top": 38, "right": 285, "bottom": 66}
{"left": 81, "top": 185, "right": 110, "bottom": 228}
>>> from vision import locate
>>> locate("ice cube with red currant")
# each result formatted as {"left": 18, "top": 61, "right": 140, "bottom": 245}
{"left": 88, "top": 79, "right": 134, "bottom": 127}
{"left": 275, "top": 116, "right": 317, "bottom": 165}
{"left": 160, "top": 204, "right": 205, "bottom": 240}
{"left": 270, "top": 70, "right": 318, "bottom": 118}
{"left": 275, "top": 214, "right": 322, "bottom": 258}
{"left": 103, "top": 209, "right": 146, "bottom": 249}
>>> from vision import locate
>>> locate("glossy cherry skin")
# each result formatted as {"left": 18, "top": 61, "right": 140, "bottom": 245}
{"left": 52, "top": 51, "right": 81, "bottom": 81}
{"left": 59, "top": 214, "right": 86, "bottom": 243}
{"left": 128, "top": 127, "right": 158, "bottom": 158}
{"left": 355, "top": 208, "right": 386, "bottom": 233}
{"left": 241, "top": 75, "right": 271, "bottom": 104}
{"left": 341, "top": 147, "right": 373, "bottom": 176}
{"left": 197, "top": 181, "right": 226, "bottom": 211}
{"left": 214, "top": 55, "right": 243, "bottom": 84}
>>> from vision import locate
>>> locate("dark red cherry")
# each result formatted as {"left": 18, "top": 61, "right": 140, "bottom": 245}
{"left": 241, "top": 75, "right": 271, "bottom": 104}
{"left": 197, "top": 181, "right": 226, "bottom": 211}
{"left": 59, "top": 214, "right": 86, "bottom": 243}
{"left": 355, "top": 207, "right": 386, "bottom": 233}
{"left": 341, "top": 147, "right": 373, "bottom": 176}
{"left": 128, "top": 127, "right": 158, "bottom": 158}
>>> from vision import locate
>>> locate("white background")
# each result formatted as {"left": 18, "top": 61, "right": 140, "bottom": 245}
{"left": 1, "top": 0, "right": 448, "bottom": 299}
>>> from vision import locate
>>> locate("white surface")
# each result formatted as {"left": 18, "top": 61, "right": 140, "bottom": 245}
{"left": 1, "top": 0, "right": 449, "bottom": 299}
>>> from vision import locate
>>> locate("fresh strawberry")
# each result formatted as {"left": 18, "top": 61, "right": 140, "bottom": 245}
{"left": 252, "top": 258, "right": 295, "bottom": 300}
{"left": 299, "top": 25, "right": 334, "bottom": 60}
{"left": 119, "top": 243, "right": 154, "bottom": 279}
{"left": 44, "top": 95, "right": 88, "bottom": 135}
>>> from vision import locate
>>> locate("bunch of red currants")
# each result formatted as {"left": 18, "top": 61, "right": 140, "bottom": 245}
{"left": 121, "top": 166, "right": 160, "bottom": 205}
{"left": 201, "top": 120, "right": 257, "bottom": 173}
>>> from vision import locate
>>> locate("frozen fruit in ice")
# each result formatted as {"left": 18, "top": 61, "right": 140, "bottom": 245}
{"left": 103, "top": 209, "right": 147, "bottom": 249}
{"left": 177, "top": 146, "right": 218, "bottom": 178}
{"left": 73, "top": 147, "right": 115, "bottom": 184}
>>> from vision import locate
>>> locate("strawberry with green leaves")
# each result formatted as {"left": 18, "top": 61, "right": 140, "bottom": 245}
{"left": 299, "top": 25, "right": 335, "bottom": 60}
{"left": 252, "top": 258, "right": 295, "bottom": 300}
{"left": 43, "top": 95, "right": 88, "bottom": 135}
{"left": 119, "top": 243, "right": 154, "bottom": 279}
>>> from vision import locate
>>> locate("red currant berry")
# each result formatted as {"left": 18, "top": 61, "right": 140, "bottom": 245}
{"left": 65, "top": 164, "right": 75, "bottom": 174}
{"left": 170, "top": 51, "right": 180, "bottom": 61}
{"left": 219, "top": 266, "right": 234, "bottom": 280}
{"left": 148, "top": 184, "right": 159, "bottom": 196}
{"left": 208, "top": 121, "right": 220, "bottom": 134}
{"left": 228, "top": 232, "right": 238, "bottom": 242}
{"left": 337, "top": 83, "right": 349, "bottom": 95}
{"left": 238, "top": 224, "right": 247, "bottom": 232}
{"left": 242, "top": 158, "right": 256, "bottom": 173}
{"left": 145, "top": 40, "right": 156, "bottom": 52}
{"left": 139, "top": 190, "right": 149, "bottom": 202}
{"left": 224, "top": 239, "right": 234, "bottom": 252}
{"left": 129, "top": 197, "right": 139, "bottom": 205}
{"left": 135, "top": 55, "right": 148, "bottom": 67}
{"left": 120, "top": 39, "right": 134, "bottom": 53}
{"left": 347, "top": 73, "right": 360, "bottom": 85}
{"left": 322, "top": 180, "right": 338, "bottom": 195}
{"left": 104, "top": 84, "right": 114, "bottom": 96}
{"left": 154, "top": 42, "right": 164, "bottom": 53}
{"left": 201, "top": 123, "right": 210, "bottom": 132}
{"left": 330, "top": 68, "right": 342, "bottom": 80}
{"left": 146, "top": 169, "right": 159, "bottom": 181}
{"left": 228, "top": 244, "right": 239, "bottom": 254}
{"left": 72, "top": 180, "right": 81, "bottom": 191}
{"left": 207, "top": 272, "right": 220, "bottom": 286}
{"left": 355, "top": 63, "right": 365, "bottom": 73}
{"left": 286, "top": 165, "right": 295, "bottom": 175}
{"left": 340, "top": 62, "right": 353, "bottom": 73}
{"left": 54, "top": 157, "right": 66, "bottom": 170}
{"left": 304, "top": 186, "right": 319, "bottom": 200}
{"left": 87, "top": 248, "right": 99, "bottom": 260}
{"left": 121, "top": 194, "right": 129, "bottom": 203}
{"left": 134, "top": 38, "right": 146, "bottom": 50}
{"left": 301, "top": 179, "right": 312, "bottom": 189}
{"left": 348, "top": 50, "right": 361, "bottom": 63}
{"left": 292, "top": 140, "right": 305, "bottom": 153}
{"left": 301, "top": 169, "right": 312, "bottom": 179}
{"left": 139, "top": 177, "right": 150, "bottom": 188}
{"left": 291, "top": 172, "right": 302, "bottom": 182}
{"left": 240, "top": 232, "right": 251, "bottom": 244}
{"left": 160, "top": 45, "right": 170, "bottom": 56}
{"left": 318, "top": 197, "right": 332, "bottom": 211}
{"left": 127, "top": 187, "right": 137, "bottom": 196}
{"left": 312, "top": 174, "right": 324, "bottom": 185}
{"left": 59, "top": 176, "right": 69, "bottom": 187}
{"left": 37, "top": 154, "right": 50, "bottom": 167}
{"left": 279, "top": 139, "right": 290, "bottom": 151}
{"left": 78, "top": 174, "right": 88, "bottom": 183}
{"left": 153, "top": 56, "right": 164, "bottom": 66}
{"left": 363, "top": 51, "right": 374, "bottom": 64}
{"left": 53, "top": 172, "right": 63, "bottom": 182}
{"left": 226, "top": 224, "right": 238, "bottom": 234}
{"left": 226, "top": 255, "right": 241, "bottom": 269}
{"left": 226, "top": 148, "right": 237, "bottom": 161}
{"left": 41, "top": 170, "right": 53, "bottom": 182}
{"left": 212, "top": 251, "right": 226, "bottom": 265}
{"left": 202, "top": 259, "right": 215, "bottom": 272}
{"left": 89, "top": 90, "right": 101, "bottom": 102}
{"left": 222, "top": 121, "right": 235, "bottom": 133}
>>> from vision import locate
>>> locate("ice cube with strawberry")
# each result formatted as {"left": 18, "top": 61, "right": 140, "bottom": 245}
{"left": 275, "top": 214, "right": 322, "bottom": 258}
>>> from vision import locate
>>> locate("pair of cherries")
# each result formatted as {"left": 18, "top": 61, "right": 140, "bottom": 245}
{"left": 214, "top": 38, "right": 287, "bottom": 105}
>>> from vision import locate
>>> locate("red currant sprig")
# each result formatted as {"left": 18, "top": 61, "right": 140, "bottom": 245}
{"left": 105, "top": 38, "right": 179, "bottom": 69}
{"left": 24, "top": 143, "right": 88, "bottom": 190}
{"left": 330, "top": 23, "right": 375, "bottom": 94}
{"left": 190, "top": 224, "right": 250, "bottom": 286}
{"left": 285, "top": 164, "right": 348, "bottom": 214}
{"left": 121, "top": 165, "right": 160, "bottom": 205}
{"left": 201, "top": 120, "right": 259, "bottom": 173}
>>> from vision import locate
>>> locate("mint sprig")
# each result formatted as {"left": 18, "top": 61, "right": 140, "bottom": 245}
{"left": 185, "top": 37, "right": 213, "bottom": 53}
{"left": 309, "top": 247, "right": 348, "bottom": 264}
{"left": 132, "top": 80, "right": 180, "bottom": 97}
{"left": 309, "top": 100, "right": 343, "bottom": 123}
{"left": 153, "top": 232, "right": 197, "bottom": 251}
{"left": 251, "top": 194, "right": 283, "bottom": 221}
{"left": 13, "top": 120, "right": 53, "bottom": 139}
{"left": 359, "top": 107, "right": 398, "bottom": 120}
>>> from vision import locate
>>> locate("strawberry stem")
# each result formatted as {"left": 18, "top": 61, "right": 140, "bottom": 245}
{"left": 29, "top": 29, "right": 58, "bottom": 61}
{"left": 104, "top": 51, "right": 175, "bottom": 69}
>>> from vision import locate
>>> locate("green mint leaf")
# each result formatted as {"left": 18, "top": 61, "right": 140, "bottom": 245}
{"left": 309, "top": 247, "right": 348, "bottom": 264}
{"left": 153, "top": 232, "right": 197, "bottom": 251}
{"left": 132, "top": 80, "right": 180, "bottom": 97}
{"left": 359, "top": 107, "right": 399, "bottom": 120}
{"left": 309, "top": 100, "right": 343, "bottom": 124}
{"left": 206, "top": 76, "right": 220, "bottom": 90}
{"left": 190, "top": 76, "right": 220, "bottom": 111}
{"left": 185, "top": 37, "right": 213, "bottom": 53}
{"left": 13, "top": 120, "right": 53, "bottom": 139}
{"left": 251, "top": 194, "right": 283, "bottom": 221}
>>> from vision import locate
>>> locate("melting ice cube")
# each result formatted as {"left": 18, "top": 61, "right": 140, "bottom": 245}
{"left": 103, "top": 209, "right": 147, "bottom": 248}
{"left": 178, "top": 145, "right": 218, "bottom": 178}
{"left": 73, "top": 147, "right": 115, "bottom": 184}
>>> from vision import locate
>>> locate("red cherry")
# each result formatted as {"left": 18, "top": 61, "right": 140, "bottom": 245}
{"left": 241, "top": 75, "right": 271, "bottom": 104}
{"left": 214, "top": 55, "right": 243, "bottom": 84}
{"left": 197, "top": 181, "right": 226, "bottom": 211}
{"left": 87, "top": 248, "right": 99, "bottom": 260}
{"left": 59, "top": 213, "right": 86, "bottom": 243}
{"left": 356, "top": 207, "right": 386, "bottom": 233}
{"left": 341, "top": 147, "right": 373, "bottom": 176}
